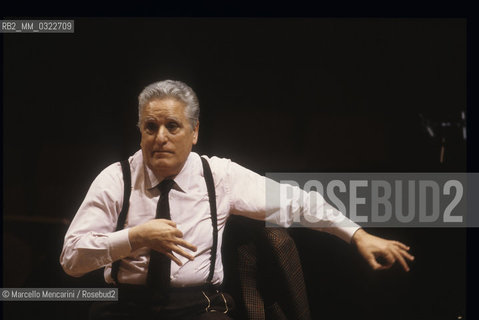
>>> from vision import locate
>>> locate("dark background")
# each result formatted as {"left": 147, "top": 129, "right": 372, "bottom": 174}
{"left": 3, "top": 18, "right": 468, "bottom": 319}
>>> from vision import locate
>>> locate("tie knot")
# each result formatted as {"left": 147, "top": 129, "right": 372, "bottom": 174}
{"left": 158, "top": 179, "right": 175, "bottom": 194}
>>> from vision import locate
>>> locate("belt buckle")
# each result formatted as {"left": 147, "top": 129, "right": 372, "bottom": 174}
{"left": 201, "top": 289, "right": 229, "bottom": 314}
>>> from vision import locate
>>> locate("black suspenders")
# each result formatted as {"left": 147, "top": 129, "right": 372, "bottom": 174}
{"left": 200, "top": 157, "right": 218, "bottom": 284}
{"left": 110, "top": 160, "right": 131, "bottom": 283}
{"left": 111, "top": 157, "right": 218, "bottom": 286}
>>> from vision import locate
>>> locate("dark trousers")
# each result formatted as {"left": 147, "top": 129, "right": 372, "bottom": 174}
{"left": 90, "top": 284, "right": 235, "bottom": 320}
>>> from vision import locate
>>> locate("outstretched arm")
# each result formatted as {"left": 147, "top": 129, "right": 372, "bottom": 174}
{"left": 351, "top": 228, "right": 415, "bottom": 272}
{"left": 221, "top": 158, "right": 415, "bottom": 272}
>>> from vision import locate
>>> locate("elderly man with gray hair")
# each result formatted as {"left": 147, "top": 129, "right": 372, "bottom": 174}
{"left": 60, "top": 80, "right": 414, "bottom": 320}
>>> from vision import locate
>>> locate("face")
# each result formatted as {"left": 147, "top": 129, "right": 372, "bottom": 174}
{"left": 140, "top": 98, "right": 199, "bottom": 178}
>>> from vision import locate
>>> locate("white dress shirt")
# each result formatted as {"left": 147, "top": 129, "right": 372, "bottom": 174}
{"left": 60, "top": 150, "right": 360, "bottom": 287}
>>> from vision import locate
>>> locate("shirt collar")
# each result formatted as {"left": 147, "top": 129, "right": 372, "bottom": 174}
{"left": 144, "top": 152, "right": 195, "bottom": 193}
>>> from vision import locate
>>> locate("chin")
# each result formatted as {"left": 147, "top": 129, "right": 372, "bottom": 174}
{"left": 151, "top": 158, "right": 171, "bottom": 169}
{"left": 150, "top": 159, "right": 179, "bottom": 177}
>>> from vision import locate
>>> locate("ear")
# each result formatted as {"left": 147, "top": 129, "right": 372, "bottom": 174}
{"left": 192, "top": 121, "right": 199, "bottom": 145}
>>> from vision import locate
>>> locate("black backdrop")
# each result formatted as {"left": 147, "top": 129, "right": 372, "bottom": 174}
{"left": 3, "top": 18, "right": 468, "bottom": 319}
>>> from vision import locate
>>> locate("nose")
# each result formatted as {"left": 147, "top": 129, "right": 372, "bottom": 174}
{"left": 156, "top": 126, "right": 168, "bottom": 144}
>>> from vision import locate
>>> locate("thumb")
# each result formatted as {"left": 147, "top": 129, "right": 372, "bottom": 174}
{"left": 367, "top": 256, "right": 385, "bottom": 270}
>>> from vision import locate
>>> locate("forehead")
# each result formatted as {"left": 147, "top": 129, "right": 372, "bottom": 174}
{"left": 142, "top": 98, "right": 187, "bottom": 119}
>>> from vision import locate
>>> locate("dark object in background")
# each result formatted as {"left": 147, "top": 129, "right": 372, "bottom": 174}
{"left": 222, "top": 215, "right": 311, "bottom": 320}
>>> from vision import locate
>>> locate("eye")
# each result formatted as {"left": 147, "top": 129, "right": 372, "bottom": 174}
{"left": 144, "top": 121, "right": 158, "bottom": 134}
{"left": 166, "top": 121, "right": 180, "bottom": 132}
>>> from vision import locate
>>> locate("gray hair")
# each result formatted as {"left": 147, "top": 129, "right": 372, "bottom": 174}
{"left": 137, "top": 80, "right": 200, "bottom": 129}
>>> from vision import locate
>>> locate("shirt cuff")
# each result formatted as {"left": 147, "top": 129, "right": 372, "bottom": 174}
{"left": 108, "top": 228, "right": 132, "bottom": 262}
{"left": 334, "top": 225, "right": 362, "bottom": 244}
{"left": 315, "top": 223, "right": 361, "bottom": 244}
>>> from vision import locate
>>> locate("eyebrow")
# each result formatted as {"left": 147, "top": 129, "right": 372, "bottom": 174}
{"left": 142, "top": 116, "right": 157, "bottom": 125}
{"left": 165, "top": 116, "right": 182, "bottom": 123}
{"left": 143, "top": 115, "right": 182, "bottom": 124}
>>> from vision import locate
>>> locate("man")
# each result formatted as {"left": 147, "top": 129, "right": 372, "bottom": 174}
{"left": 60, "top": 80, "right": 414, "bottom": 320}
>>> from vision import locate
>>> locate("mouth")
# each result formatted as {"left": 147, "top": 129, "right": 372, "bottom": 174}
{"left": 152, "top": 150, "right": 174, "bottom": 156}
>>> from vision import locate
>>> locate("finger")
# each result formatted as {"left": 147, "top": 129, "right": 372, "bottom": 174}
{"left": 369, "top": 258, "right": 389, "bottom": 270}
{"left": 168, "top": 244, "right": 195, "bottom": 261}
{"left": 367, "top": 255, "right": 386, "bottom": 270}
{"left": 399, "top": 248, "right": 415, "bottom": 261}
{"left": 154, "top": 248, "right": 183, "bottom": 266}
{"left": 164, "top": 251, "right": 182, "bottom": 266}
{"left": 375, "top": 251, "right": 396, "bottom": 269}
{"left": 168, "top": 228, "right": 184, "bottom": 238}
{"left": 173, "top": 239, "right": 198, "bottom": 252}
{"left": 391, "top": 249, "right": 410, "bottom": 272}
{"left": 392, "top": 241, "right": 410, "bottom": 251}
{"left": 161, "top": 219, "right": 177, "bottom": 227}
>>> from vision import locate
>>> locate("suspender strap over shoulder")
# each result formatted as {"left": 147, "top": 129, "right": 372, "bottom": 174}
{"left": 117, "top": 160, "right": 132, "bottom": 231}
{"left": 200, "top": 157, "right": 218, "bottom": 284}
{"left": 111, "top": 160, "right": 132, "bottom": 284}
{"left": 111, "top": 157, "right": 218, "bottom": 286}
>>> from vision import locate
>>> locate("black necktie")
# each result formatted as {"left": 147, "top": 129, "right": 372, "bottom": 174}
{"left": 147, "top": 179, "right": 175, "bottom": 293}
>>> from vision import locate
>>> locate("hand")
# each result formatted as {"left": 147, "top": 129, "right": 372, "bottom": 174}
{"left": 351, "top": 228, "right": 414, "bottom": 272}
{"left": 128, "top": 219, "right": 197, "bottom": 266}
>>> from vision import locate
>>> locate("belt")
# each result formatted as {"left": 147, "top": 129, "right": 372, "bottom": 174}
{"left": 116, "top": 283, "right": 223, "bottom": 303}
